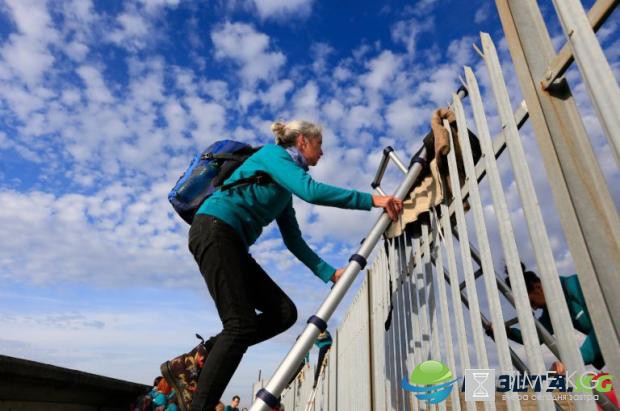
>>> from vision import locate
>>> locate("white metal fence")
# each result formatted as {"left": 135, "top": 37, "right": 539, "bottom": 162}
{"left": 270, "top": 1, "right": 618, "bottom": 410}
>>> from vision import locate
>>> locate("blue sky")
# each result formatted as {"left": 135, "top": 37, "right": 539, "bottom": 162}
{"left": 0, "top": 0, "right": 618, "bottom": 408}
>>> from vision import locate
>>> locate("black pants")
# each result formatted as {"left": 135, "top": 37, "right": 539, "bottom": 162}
{"left": 188, "top": 215, "right": 298, "bottom": 411}
{"left": 313, "top": 346, "right": 330, "bottom": 387}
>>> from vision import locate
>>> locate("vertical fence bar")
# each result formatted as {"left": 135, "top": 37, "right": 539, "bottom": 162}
{"left": 409, "top": 238, "right": 422, "bottom": 411}
{"left": 369, "top": 264, "right": 385, "bottom": 411}
{"left": 452, "top": 93, "right": 520, "bottom": 411}
{"left": 389, "top": 239, "right": 407, "bottom": 411}
{"left": 481, "top": 32, "right": 596, "bottom": 411}
{"left": 548, "top": 0, "right": 620, "bottom": 162}
{"left": 385, "top": 248, "right": 398, "bottom": 411}
{"left": 380, "top": 255, "right": 389, "bottom": 411}
{"left": 430, "top": 213, "right": 461, "bottom": 411}
{"left": 414, "top": 236, "right": 432, "bottom": 364}
{"left": 443, "top": 119, "right": 490, "bottom": 377}
{"left": 495, "top": 0, "right": 620, "bottom": 377}
{"left": 414, "top": 235, "right": 433, "bottom": 411}
{"left": 422, "top": 223, "right": 444, "bottom": 411}
{"left": 439, "top": 201, "right": 474, "bottom": 411}
{"left": 379, "top": 250, "right": 394, "bottom": 411}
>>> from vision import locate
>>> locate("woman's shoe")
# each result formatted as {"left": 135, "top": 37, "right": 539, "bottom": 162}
{"left": 160, "top": 334, "right": 209, "bottom": 411}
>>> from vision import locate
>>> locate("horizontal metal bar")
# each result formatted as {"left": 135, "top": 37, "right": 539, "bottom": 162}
{"left": 541, "top": 0, "right": 619, "bottom": 89}
{"left": 388, "top": 151, "right": 408, "bottom": 174}
{"left": 505, "top": 317, "right": 520, "bottom": 327}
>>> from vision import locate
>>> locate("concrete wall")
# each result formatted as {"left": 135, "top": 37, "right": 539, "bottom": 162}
{"left": 0, "top": 355, "right": 149, "bottom": 411}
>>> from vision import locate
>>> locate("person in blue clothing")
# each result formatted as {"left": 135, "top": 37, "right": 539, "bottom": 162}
{"left": 505, "top": 267, "right": 604, "bottom": 372}
{"left": 313, "top": 330, "right": 333, "bottom": 388}
{"left": 184, "top": 120, "right": 403, "bottom": 411}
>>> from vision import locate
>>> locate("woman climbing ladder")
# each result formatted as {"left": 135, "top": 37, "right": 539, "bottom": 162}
{"left": 164, "top": 119, "right": 403, "bottom": 411}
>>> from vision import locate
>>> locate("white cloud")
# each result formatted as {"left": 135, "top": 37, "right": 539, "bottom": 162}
{"left": 108, "top": 11, "right": 150, "bottom": 49}
{"left": 0, "top": 131, "right": 9, "bottom": 149}
{"left": 0, "top": 187, "right": 195, "bottom": 286}
{"left": 64, "top": 40, "right": 90, "bottom": 62}
{"left": 0, "top": 0, "right": 59, "bottom": 86}
{"left": 186, "top": 96, "right": 227, "bottom": 146}
{"left": 322, "top": 98, "right": 345, "bottom": 123}
{"left": 292, "top": 81, "right": 320, "bottom": 118}
{"left": 260, "top": 79, "right": 294, "bottom": 110}
{"left": 474, "top": 3, "right": 491, "bottom": 24}
{"left": 447, "top": 35, "right": 476, "bottom": 68}
{"left": 411, "top": 0, "right": 439, "bottom": 16}
{"left": 4, "top": 0, "right": 58, "bottom": 42}
{"left": 211, "top": 22, "right": 286, "bottom": 85}
{"left": 361, "top": 50, "right": 402, "bottom": 92}
{"left": 416, "top": 65, "right": 458, "bottom": 105}
{"left": 139, "top": 0, "right": 182, "bottom": 13}
{"left": 386, "top": 98, "right": 429, "bottom": 136}
{"left": 391, "top": 17, "right": 434, "bottom": 56}
{"left": 76, "top": 65, "right": 114, "bottom": 104}
{"left": 343, "top": 104, "right": 383, "bottom": 138}
{"left": 311, "top": 42, "right": 334, "bottom": 74}
{"left": 251, "top": 0, "right": 314, "bottom": 20}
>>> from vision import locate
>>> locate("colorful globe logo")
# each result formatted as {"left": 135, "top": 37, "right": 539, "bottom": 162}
{"left": 401, "top": 360, "right": 459, "bottom": 404}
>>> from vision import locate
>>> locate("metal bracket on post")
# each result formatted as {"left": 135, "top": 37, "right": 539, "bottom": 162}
{"left": 540, "top": 0, "right": 619, "bottom": 90}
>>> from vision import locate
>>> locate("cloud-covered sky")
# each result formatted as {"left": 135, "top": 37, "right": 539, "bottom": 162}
{"left": 0, "top": 0, "right": 617, "bottom": 407}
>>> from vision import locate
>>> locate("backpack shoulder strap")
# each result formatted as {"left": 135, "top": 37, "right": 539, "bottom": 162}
{"left": 202, "top": 152, "right": 247, "bottom": 161}
{"left": 219, "top": 171, "right": 272, "bottom": 192}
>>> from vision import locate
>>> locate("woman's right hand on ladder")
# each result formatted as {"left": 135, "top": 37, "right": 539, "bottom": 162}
{"left": 372, "top": 195, "right": 403, "bottom": 221}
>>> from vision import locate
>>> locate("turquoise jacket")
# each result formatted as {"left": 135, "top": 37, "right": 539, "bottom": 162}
{"left": 315, "top": 330, "right": 333, "bottom": 349}
{"left": 197, "top": 144, "right": 373, "bottom": 283}
{"left": 507, "top": 274, "right": 603, "bottom": 368}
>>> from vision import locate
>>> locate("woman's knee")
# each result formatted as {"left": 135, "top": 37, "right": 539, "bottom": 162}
{"left": 222, "top": 316, "right": 260, "bottom": 344}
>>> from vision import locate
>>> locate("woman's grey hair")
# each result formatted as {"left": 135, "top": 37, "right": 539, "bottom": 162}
{"left": 271, "top": 120, "right": 322, "bottom": 147}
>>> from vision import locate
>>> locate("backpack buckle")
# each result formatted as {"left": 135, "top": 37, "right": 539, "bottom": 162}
{"left": 255, "top": 172, "right": 271, "bottom": 185}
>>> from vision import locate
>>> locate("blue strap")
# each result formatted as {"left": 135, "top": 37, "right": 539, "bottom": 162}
{"left": 256, "top": 388, "right": 279, "bottom": 408}
{"left": 307, "top": 315, "right": 327, "bottom": 332}
{"left": 349, "top": 253, "right": 367, "bottom": 269}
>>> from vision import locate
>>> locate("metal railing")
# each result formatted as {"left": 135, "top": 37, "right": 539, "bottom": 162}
{"left": 258, "top": 0, "right": 618, "bottom": 410}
